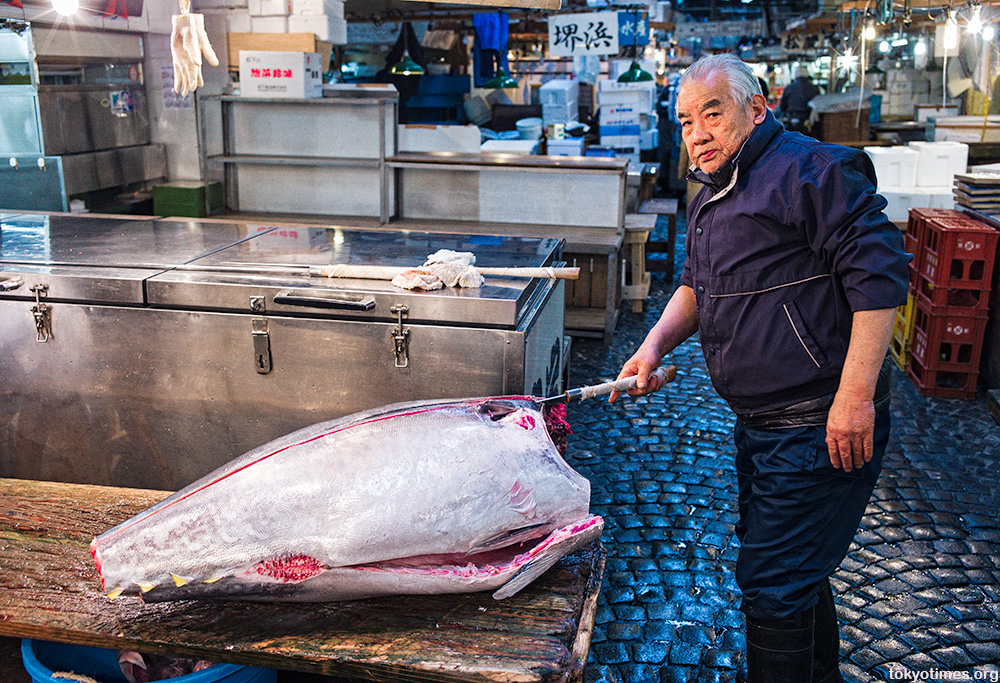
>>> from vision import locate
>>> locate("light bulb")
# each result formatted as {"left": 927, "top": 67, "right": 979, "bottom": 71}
{"left": 864, "top": 22, "right": 876, "bottom": 40}
{"left": 945, "top": 11, "right": 959, "bottom": 49}
{"left": 914, "top": 37, "right": 927, "bottom": 55}
{"left": 984, "top": 25, "right": 995, "bottom": 41}
{"left": 51, "top": 0, "right": 79, "bottom": 15}
{"left": 879, "top": 40, "right": 890, "bottom": 53}
{"left": 968, "top": 6, "right": 983, "bottom": 34}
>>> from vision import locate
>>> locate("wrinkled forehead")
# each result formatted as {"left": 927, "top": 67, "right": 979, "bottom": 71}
{"left": 676, "top": 73, "right": 738, "bottom": 116}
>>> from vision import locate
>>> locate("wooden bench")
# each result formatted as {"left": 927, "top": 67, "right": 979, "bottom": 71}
{"left": 0, "top": 478, "right": 605, "bottom": 683}
{"left": 623, "top": 214, "right": 655, "bottom": 313}
{"left": 637, "top": 198, "right": 679, "bottom": 282}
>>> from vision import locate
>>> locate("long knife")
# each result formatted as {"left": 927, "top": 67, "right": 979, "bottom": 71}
{"left": 539, "top": 365, "right": 677, "bottom": 408}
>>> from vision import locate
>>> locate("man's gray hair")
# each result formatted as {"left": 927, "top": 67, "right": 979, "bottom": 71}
{"left": 677, "top": 53, "right": 762, "bottom": 106}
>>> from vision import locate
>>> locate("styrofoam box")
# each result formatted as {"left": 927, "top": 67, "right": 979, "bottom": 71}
{"left": 599, "top": 105, "right": 640, "bottom": 127}
{"left": 239, "top": 51, "right": 322, "bottom": 98}
{"left": 547, "top": 137, "right": 585, "bottom": 157}
{"left": 640, "top": 128, "right": 658, "bottom": 150}
{"left": 287, "top": 14, "right": 346, "bottom": 43}
{"left": 539, "top": 79, "right": 579, "bottom": 107}
{"left": 542, "top": 102, "right": 577, "bottom": 125}
{"left": 597, "top": 79, "right": 656, "bottom": 112}
{"left": 291, "top": 0, "right": 344, "bottom": 15}
{"left": 879, "top": 186, "right": 953, "bottom": 222}
{"left": 482, "top": 139, "right": 539, "bottom": 154}
{"left": 601, "top": 134, "right": 641, "bottom": 149}
{"left": 864, "top": 146, "right": 919, "bottom": 188}
{"left": 907, "top": 141, "right": 968, "bottom": 187}
{"left": 249, "top": 0, "right": 289, "bottom": 15}
{"left": 250, "top": 16, "right": 287, "bottom": 32}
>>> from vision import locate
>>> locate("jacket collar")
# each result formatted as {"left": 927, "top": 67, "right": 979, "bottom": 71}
{"left": 686, "top": 109, "right": 783, "bottom": 193}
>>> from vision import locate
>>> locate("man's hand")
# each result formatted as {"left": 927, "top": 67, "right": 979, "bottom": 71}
{"left": 609, "top": 346, "right": 664, "bottom": 403}
{"left": 171, "top": 0, "right": 219, "bottom": 97}
{"left": 825, "top": 390, "right": 875, "bottom": 472}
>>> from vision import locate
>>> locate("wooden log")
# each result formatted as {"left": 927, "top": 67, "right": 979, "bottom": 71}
{"left": 0, "top": 479, "right": 605, "bottom": 683}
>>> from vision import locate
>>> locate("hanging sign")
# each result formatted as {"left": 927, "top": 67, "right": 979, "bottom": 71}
{"left": 548, "top": 11, "right": 619, "bottom": 57}
{"left": 618, "top": 11, "right": 648, "bottom": 47}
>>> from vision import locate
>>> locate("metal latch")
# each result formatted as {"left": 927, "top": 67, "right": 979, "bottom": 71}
{"left": 251, "top": 318, "right": 272, "bottom": 374}
{"left": 390, "top": 305, "right": 410, "bottom": 369}
{"left": 29, "top": 284, "right": 51, "bottom": 343}
{"left": 0, "top": 277, "right": 24, "bottom": 292}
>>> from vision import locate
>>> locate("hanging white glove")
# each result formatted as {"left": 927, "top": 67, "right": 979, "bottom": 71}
{"left": 171, "top": 0, "right": 219, "bottom": 97}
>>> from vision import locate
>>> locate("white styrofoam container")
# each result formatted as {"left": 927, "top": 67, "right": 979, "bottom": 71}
{"left": 864, "top": 146, "right": 919, "bottom": 188}
{"left": 601, "top": 134, "right": 641, "bottom": 149}
{"left": 542, "top": 102, "right": 577, "bottom": 125}
{"left": 547, "top": 138, "right": 585, "bottom": 156}
{"left": 597, "top": 79, "right": 656, "bottom": 112}
{"left": 879, "top": 186, "right": 952, "bottom": 222}
{"left": 481, "top": 140, "right": 539, "bottom": 154}
{"left": 539, "top": 79, "right": 580, "bottom": 107}
{"left": 640, "top": 128, "right": 658, "bottom": 150}
{"left": 599, "top": 104, "right": 640, "bottom": 127}
{"left": 249, "top": 0, "right": 289, "bottom": 15}
{"left": 239, "top": 51, "right": 322, "bottom": 98}
{"left": 249, "top": 16, "right": 288, "bottom": 32}
{"left": 287, "top": 13, "right": 347, "bottom": 42}
{"left": 907, "top": 140, "right": 969, "bottom": 187}
{"left": 225, "top": 11, "right": 253, "bottom": 34}
{"left": 291, "top": 0, "right": 344, "bottom": 15}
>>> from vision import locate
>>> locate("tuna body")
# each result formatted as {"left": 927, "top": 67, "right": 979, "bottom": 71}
{"left": 91, "top": 397, "right": 602, "bottom": 602}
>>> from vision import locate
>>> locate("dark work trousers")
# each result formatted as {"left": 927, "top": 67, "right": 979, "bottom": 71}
{"left": 734, "top": 410, "right": 890, "bottom": 682}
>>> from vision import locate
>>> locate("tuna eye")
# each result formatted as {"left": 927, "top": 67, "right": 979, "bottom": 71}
{"left": 478, "top": 402, "right": 518, "bottom": 421}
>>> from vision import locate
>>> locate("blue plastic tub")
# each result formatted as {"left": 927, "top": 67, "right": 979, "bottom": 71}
{"left": 22, "top": 639, "right": 277, "bottom": 683}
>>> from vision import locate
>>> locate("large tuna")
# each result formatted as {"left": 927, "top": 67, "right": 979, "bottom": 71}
{"left": 90, "top": 396, "right": 603, "bottom": 603}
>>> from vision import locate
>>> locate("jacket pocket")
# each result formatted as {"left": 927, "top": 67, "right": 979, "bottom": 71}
{"left": 782, "top": 300, "right": 829, "bottom": 369}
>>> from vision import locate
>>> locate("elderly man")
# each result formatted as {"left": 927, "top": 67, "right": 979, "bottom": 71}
{"left": 611, "top": 54, "right": 909, "bottom": 682}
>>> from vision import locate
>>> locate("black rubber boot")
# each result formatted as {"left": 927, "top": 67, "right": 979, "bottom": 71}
{"left": 812, "top": 580, "right": 843, "bottom": 683}
{"left": 746, "top": 607, "right": 815, "bottom": 683}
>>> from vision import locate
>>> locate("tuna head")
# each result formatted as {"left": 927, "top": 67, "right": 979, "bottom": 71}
{"left": 91, "top": 397, "right": 603, "bottom": 602}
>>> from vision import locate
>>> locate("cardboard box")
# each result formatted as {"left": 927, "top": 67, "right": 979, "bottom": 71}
{"left": 239, "top": 51, "right": 322, "bottom": 98}
{"left": 227, "top": 33, "right": 333, "bottom": 72}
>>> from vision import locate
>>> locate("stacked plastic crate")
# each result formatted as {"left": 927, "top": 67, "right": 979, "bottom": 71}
{"left": 903, "top": 209, "right": 999, "bottom": 398}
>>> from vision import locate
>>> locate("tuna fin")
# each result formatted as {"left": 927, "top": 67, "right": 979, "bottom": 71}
{"left": 203, "top": 574, "right": 225, "bottom": 584}
{"left": 136, "top": 581, "right": 156, "bottom": 593}
{"left": 106, "top": 586, "right": 125, "bottom": 600}
{"left": 170, "top": 573, "right": 193, "bottom": 587}
{"left": 492, "top": 517, "right": 603, "bottom": 600}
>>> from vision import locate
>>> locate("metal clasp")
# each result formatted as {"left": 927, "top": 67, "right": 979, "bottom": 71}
{"left": 251, "top": 318, "right": 272, "bottom": 374}
{"left": 29, "top": 284, "right": 51, "bottom": 343}
{"left": 0, "top": 277, "right": 24, "bottom": 292}
{"left": 390, "top": 304, "right": 410, "bottom": 369}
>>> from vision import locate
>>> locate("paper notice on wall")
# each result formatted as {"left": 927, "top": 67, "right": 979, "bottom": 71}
{"left": 160, "top": 64, "right": 192, "bottom": 110}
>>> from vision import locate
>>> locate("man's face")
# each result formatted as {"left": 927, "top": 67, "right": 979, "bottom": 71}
{"left": 677, "top": 72, "right": 767, "bottom": 175}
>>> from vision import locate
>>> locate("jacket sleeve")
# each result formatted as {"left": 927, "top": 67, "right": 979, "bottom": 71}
{"left": 791, "top": 150, "right": 912, "bottom": 312}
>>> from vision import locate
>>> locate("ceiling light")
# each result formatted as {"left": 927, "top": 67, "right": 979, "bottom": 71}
{"left": 914, "top": 37, "right": 927, "bottom": 55}
{"left": 864, "top": 21, "right": 876, "bottom": 40}
{"left": 968, "top": 6, "right": 983, "bottom": 34}
{"left": 891, "top": 38, "right": 908, "bottom": 47}
{"left": 389, "top": 50, "right": 424, "bottom": 76}
{"left": 879, "top": 40, "right": 890, "bottom": 52}
{"left": 484, "top": 67, "right": 517, "bottom": 89}
{"left": 617, "top": 61, "right": 654, "bottom": 83}
{"left": 944, "top": 11, "right": 959, "bottom": 49}
{"left": 51, "top": 0, "right": 79, "bottom": 16}
{"left": 984, "top": 25, "right": 996, "bottom": 41}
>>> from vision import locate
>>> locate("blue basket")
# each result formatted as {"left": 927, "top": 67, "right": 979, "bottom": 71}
{"left": 22, "top": 640, "right": 277, "bottom": 683}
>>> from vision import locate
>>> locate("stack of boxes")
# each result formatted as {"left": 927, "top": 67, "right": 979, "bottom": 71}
{"left": 865, "top": 141, "right": 968, "bottom": 222}
{"left": 246, "top": 0, "right": 346, "bottom": 43}
{"left": 597, "top": 80, "right": 657, "bottom": 165}
{"left": 540, "top": 79, "right": 585, "bottom": 157}
{"left": 895, "top": 208, "right": 999, "bottom": 398}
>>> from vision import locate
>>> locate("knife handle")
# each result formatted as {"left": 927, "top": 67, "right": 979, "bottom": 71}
{"left": 577, "top": 365, "right": 677, "bottom": 401}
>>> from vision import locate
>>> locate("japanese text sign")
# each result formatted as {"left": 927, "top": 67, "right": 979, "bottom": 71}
{"left": 618, "top": 11, "right": 648, "bottom": 46}
{"left": 548, "top": 12, "right": 619, "bottom": 57}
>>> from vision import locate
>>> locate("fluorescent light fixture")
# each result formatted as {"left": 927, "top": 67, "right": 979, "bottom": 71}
{"left": 891, "top": 38, "right": 908, "bottom": 47}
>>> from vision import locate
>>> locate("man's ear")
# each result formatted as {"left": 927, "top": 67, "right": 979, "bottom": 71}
{"left": 750, "top": 93, "right": 768, "bottom": 124}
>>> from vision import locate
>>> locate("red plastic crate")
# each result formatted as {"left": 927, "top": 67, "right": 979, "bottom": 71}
{"left": 915, "top": 275, "right": 992, "bottom": 316}
{"left": 910, "top": 299, "right": 989, "bottom": 372}
{"left": 907, "top": 355, "right": 979, "bottom": 399}
{"left": 906, "top": 208, "right": 965, "bottom": 283}
{"left": 919, "top": 217, "right": 999, "bottom": 290}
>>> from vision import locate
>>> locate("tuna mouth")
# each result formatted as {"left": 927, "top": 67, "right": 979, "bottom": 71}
{"left": 355, "top": 516, "right": 602, "bottom": 578}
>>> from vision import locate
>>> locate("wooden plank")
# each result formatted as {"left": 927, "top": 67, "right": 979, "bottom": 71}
{"left": 0, "top": 478, "right": 605, "bottom": 683}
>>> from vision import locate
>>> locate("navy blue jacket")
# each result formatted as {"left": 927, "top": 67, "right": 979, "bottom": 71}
{"left": 680, "top": 110, "right": 910, "bottom": 416}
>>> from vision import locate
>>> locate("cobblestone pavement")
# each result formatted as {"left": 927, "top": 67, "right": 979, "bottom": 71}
{"left": 564, "top": 213, "right": 1000, "bottom": 683}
